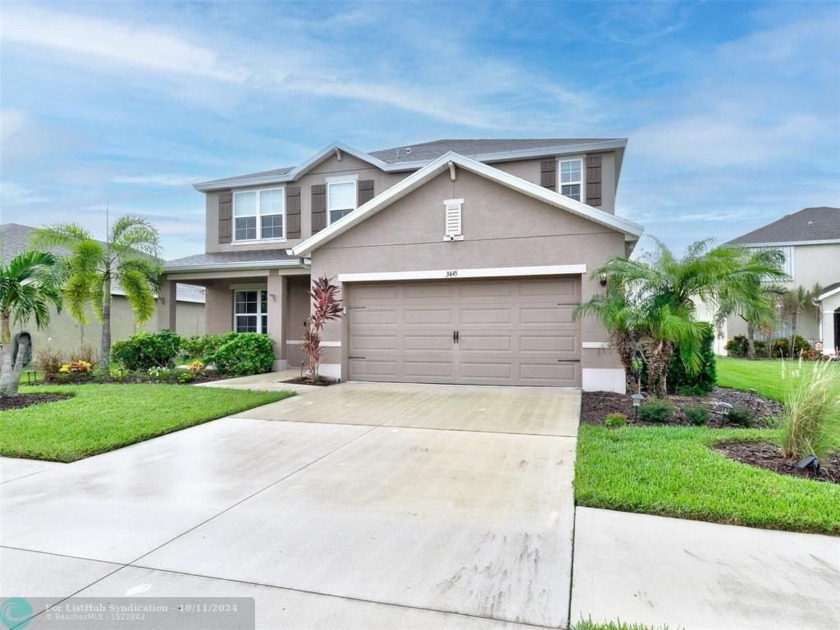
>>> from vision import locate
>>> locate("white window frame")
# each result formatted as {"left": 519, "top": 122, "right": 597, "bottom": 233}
{"left": 233, "top": 289, "right": 269, "bottom": 334}
{"left": 233, "top": 187, "right": 285, "bottom": 242}
{"left": 558, "top": 157, "right": 585, "bottom": 203}
{"left": 747, "top": 246, "right": 795, "bottom": 279}
{"left": 326, "top": 178, "right": 357, "bottom": 225}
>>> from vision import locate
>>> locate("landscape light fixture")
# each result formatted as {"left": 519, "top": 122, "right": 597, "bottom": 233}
{"left": 796, "top": 455, "right": 820, "bottom": 474}
{"left": 631, "top": 393, "right": 645, "bottom": 419}
{"left": 720, "top": 402, "right": 733, "bottom": 418}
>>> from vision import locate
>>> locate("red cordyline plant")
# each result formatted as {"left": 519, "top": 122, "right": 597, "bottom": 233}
{"left": 302, "top": 275, "right": 343, "bottom": 382}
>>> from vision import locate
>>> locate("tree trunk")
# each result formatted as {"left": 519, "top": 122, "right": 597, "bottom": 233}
{"left": 0, "top": 344, "right": 11, "bottom": 397}
{"left": 5, "top": 334, "right": 31, "bottom": 397}
{"left": 101, "top": 275, "right": 112, "bottom": 373}
{"left": 615, "top": 337, "right": 635, "bottom": 392}
{"left": 647, "top": 340, "right": 672, "bottom": 398}
{"left": 746, "top": 322, "right": 756, "bottom": 359}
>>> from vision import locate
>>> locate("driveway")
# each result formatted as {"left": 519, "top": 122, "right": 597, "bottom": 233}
{"left": 1, "top": 383, "right": 579, "bottom": 629}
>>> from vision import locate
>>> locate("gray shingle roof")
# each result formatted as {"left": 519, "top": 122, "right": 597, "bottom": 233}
{"left": 165, "top": 249, "right": 298, "bottom": 270}
{"left": 1, "top": 223, "right": 205, "bottom": 303}
{"left": 370, "top": 138, "right": 619, "bottom": 164}
{"left": 728, "top": 207, "right": 840, "bottom": 245}
{"left": 196, "top": 138, "right": 624, "bottom": 190}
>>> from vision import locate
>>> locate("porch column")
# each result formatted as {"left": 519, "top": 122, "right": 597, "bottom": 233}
{"left": 157, "top": 279, "right": 177, "bottom": 332}
{"left": 267, "top": 273, "right": 288, "bottom": 370}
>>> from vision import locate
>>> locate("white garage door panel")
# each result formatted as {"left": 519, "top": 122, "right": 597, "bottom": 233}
{"left": 348, "top": 277, "right": 581, "bottom": 387}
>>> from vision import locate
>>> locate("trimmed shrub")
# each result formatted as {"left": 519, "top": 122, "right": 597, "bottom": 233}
{"left": 179, "top": 333, "right": 230, "bottom": 362}
{"left": 604, "top": 413, "right": 628, "bottom": 428}
{"left": 638, "top": 399, "right": 675, "bottom": 423}
{"left": 725, "top": 335, "right": 749, "bottom": 358}
{"left": 727, "top": 405, "right": 755, "bottom": 427}
{"left": 771, "top": 336, "right": 810, "bottom": 359}
{"left": 683, "top": 404, "right": 709, "bottom": 426}
{"left": 208, "top": 333, "right": 275, "bottom": 376}
{"left": 111, "top": 330, "right": 182, "bottom": 371}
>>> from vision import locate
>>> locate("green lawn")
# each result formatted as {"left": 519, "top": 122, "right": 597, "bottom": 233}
{"left": 716, "top": 356, "right": 838, "bottom": 402}
{"left": 572, "top": 619, "right": 672, "bottom": 630}
{"left": 1, "top": 384, "right": 293, "bottom": 462}
{"left": 575, "top": 424, "right": 840, "bottom": 535}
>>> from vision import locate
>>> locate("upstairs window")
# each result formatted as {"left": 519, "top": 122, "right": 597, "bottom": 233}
{"left": 559, "top": 159, "right": 583, "bottom": 202}
{"left": 234, "top": 188, "right": 284, "bottom": 241}
{"left": 234, "top": 290, "right": 268, "bottom": 333}
{"left": 327, "top": 180, "right": 357, "bottom": 224}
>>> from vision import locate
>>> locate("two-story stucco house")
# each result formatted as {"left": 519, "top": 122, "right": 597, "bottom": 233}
{"left": 162, "top": 139, "right": 644, "bottom": 391}
{"left": 724, "top": 206, "right": 840, "bottom": 354}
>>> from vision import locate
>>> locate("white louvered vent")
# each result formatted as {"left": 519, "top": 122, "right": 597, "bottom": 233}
{"left": 443, "top": 198, "right": 464, "bottom": 241}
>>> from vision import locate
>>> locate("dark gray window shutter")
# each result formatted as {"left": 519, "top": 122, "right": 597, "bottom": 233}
{"left": 540, "top": 159, "right": 556, "bottom": 189}
{"left": 586, "top": 155, "right": 602, "bottom": 206}
{"left": 286, "top": 186, "right": 301, "bottom": 238}
{"left": 311, "top": 184, "right": 327, "bottom": 233}
{"left": 218, "top": 190, "right": 232, "bottom": 243}
{"left": 357, "top": 180, "right": 374, "bottom": 206}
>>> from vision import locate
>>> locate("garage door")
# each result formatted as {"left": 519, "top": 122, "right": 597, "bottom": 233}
{"left": 347, "top": 277, "right": 580, "bottom": 386}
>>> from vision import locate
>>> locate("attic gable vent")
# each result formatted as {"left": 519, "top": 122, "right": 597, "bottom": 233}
{"left": 443, "top": 198, "right": 464, "bottom": 242}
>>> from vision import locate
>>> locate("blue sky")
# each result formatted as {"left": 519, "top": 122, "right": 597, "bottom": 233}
{"left": 1, "top": 0, "right": 838, "bottom": 260}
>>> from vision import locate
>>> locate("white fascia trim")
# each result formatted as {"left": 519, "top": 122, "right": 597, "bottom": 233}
{"left": 293, "top": 152, "right": 644, "bottom": 257}
{"left": 286, "top": 340, "right": 341, "bottom": 347}
{"left": 337, "top": 264, "right": 587, "bottom": 283}
{"left": 194, "top": 140, "right": 630, "bottom": 192}
{"left": 582, "top": 342, "right": 611, "bottom": 349}
{"left": 740, "top": 239, "right": 840, "bottom": 248}
{"left": 164, "top": 260, "right": 305, "bottom": 273}
{"left": 818, "top": 286, "right": 840, "bottom": 300}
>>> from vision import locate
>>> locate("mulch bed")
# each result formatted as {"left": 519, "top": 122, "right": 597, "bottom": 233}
{"left": 715, "top": 441, "right": 840, "bottom": 485}
{"left": 583, "top": 387, "right": 839, "bottom": 485}
{"left": 0, "top": 393, "right": 72, "bottom": 411}
{"left": 581, "top": 386, "right": 783, "bottom": 428}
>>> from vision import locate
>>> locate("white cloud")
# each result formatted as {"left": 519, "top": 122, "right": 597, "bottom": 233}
{"left": 0, "top": 109, "right": 31, "bottom": 142}
{"left": 0, "top": 5, "right": 245, "bottom": 82}
{"left": 0, "top": 182, "right": 50, "bottom": 205}
{"left": 112, "top": 175, "right": 201, "bottom": 187}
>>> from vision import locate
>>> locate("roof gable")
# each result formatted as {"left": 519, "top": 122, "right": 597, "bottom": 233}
{"left": 291, "top": 152, "right": 643, "bottom": 257}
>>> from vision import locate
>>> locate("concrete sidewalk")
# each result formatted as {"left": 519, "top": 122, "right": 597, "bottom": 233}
{"left": 571, "top": 507, "right": 840, "bottom": 630}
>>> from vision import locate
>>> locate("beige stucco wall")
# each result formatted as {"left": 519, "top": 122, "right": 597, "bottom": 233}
{"left": 205, "top": 154, "right": 407, "bottom": 254}
{"left": 202, "top": 273, "right": 310, "bottom": 366}
{"left": 21, "top": 297, "right": 204, "bottom": 364}
{"left": 309, "top": 168, "right": 626, "bottom": 375}
{"left": 790, "top": 243, "right": 840, "bottom": 289}
{"left": 203, "top": 151, "right": 621, "bottom": 256}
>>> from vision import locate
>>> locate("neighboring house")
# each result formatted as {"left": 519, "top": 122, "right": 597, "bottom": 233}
{"left": 722, "top": 207, "right": 840, "bottom": 353}
{"left": 0, "top": 223, "right": 206, "bottom": 359}
{"left": 162, "top": 139, "right": 644, "bottom": 391}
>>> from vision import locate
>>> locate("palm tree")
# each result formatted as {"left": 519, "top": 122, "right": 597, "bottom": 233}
{"left": 779, "top": 284, "right": 821, "bottom": 357}
{"left": 592, "top": 239, "right": 788, "bottom": 397}
{"left": 574, "top": 284, "right": 643, "bottom": 391}
{"left": 715, "top": 249, "right": 788, "bottom": 358}
{"left": 34, "top": 216, "right": 162, "bottom": 372}
{"left": 0, "top": 250, "right": 63, "bottom": 396}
